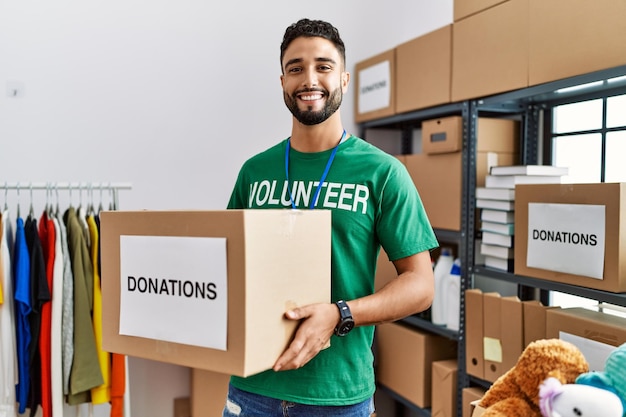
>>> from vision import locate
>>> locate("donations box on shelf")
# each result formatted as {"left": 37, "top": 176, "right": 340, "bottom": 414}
{"left": 515, "top": 183, "right": 626, "bottom": 293}
{"left": 100, "top": 209, "right": 331, "bottom": 377}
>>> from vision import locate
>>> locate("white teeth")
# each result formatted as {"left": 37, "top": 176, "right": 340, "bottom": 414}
{"left": 301, "top": 94, "right": 322, "bottom": 100}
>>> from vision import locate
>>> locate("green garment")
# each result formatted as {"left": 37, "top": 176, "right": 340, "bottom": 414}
{"left": 227, "top": 136, "right": 438, "bottom": 406}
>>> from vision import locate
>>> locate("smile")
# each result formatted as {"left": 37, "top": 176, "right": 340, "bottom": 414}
{"left": 299, "top": 93, "right": 323, "bottom": 101}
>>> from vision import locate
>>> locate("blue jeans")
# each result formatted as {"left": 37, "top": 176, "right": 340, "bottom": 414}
{"left": 223, "top": 384, "right": 375, "bottom": 417}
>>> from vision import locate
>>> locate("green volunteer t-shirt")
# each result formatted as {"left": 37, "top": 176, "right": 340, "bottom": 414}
{"left": 226, "top": 135, "right": 438, "bottom": 406}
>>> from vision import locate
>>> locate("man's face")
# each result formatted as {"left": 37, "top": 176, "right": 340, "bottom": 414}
{"left": 280, "top": 36, "right": 349, "bottom": 126}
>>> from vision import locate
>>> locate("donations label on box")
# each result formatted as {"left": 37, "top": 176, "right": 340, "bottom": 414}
{"left": 120, "top": 235, "right": 228, "bottom": 350}
{"left": 358, "top": 60, "right": 391, "bottom": 114}
{"left": 527, "top": 203, "right": 605, "bottom": 279}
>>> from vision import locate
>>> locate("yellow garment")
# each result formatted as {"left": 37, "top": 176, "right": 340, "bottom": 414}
{"left": 88, "top": 215, "right": 111, "bottom": 404}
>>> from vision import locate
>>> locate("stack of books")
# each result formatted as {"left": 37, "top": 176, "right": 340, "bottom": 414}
{"left": 476, "top": 164, "right": 568, "bottom": 272}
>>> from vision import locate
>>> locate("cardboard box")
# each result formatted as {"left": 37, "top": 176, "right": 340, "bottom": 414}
{"left": 452, "top": 0, "right": 529, "bottom": 101}
{"left": 396, "top": 25, "right": 452, "bottom": 113}
{"left": 355, "top": 49, "right": 396, "bottom": 123}
{"left": 376, "top": 322, "right": 457, "bottom": 408}
{"left": 431, "top": 359, "right": 458, "bottom": 417}
{"left": 546, "top": 307, "right": 626, "bottom": 371}
{"left": 191, "top": 369, "right": 230, "bottom": 417}
{"left": 174, "top": 397, "right": 191, "bottom": 417}
{"left": 454, "top": 0, "right": 509, "bottom": 21}
{"left": 404, "top": 149, "right": 517, "bottom": 230}
{"left": 529, "top": 0, "right": 626, "bottom": 86}
{"left": 465, "top": 289, "right": 484, "bottom": 379}
{"left": 462, "top": 387, "right": 486, "bottom": 417}
{"left": 482, "top": 293, "right": 523, "bottom": 382}
{"left": 522, "top": 300, "right": 558, "bottom": 347}
{"left": 470, "top": 400, "right": 486, "bottom": 417}
{"left": 405, "top": 152, "right": 462, "bottom": 230}
{"left": 514, "top": 183, "right": 626, "bottom": 293}
{"left": 375, "top": 247, "right": 397, "bottom": 292}
{"left": 422, "top": 116, "right": 520, "bottom": 155}
{"left": 100, "top": 210, "right": 331, "bottom": 377}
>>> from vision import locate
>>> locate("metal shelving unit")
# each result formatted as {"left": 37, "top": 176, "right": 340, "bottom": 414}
{"left": 361, "top": 64, "right": 626, "bottom": 417}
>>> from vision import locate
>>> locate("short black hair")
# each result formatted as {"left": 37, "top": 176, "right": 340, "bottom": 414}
{"left": 280, "top": 18, "right": 346, "bottom": 70}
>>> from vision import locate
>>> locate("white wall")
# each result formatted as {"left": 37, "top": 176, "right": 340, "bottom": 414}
{"left": 0, "top": 1, "right": 452, "bottom": 416}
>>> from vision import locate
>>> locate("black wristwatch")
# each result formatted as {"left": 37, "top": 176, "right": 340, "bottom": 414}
{"left": 334, "top": 300, "right": 355, "bottom": 337}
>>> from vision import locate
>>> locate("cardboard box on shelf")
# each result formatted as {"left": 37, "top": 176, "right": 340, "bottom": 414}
{"left": 174, "top": 397, "right": 191, "bottom": 417}
{"left": 421, "top": 116, "right": 519, "bottom": 155}
{"left": 375, "top": 247, "right": 397, "bottom": 292}
{"left": 529, "top": 0, "right": 626, "bottom": 86}
{"left": 100, "top": 209, "right": 331, "bottom": 377}
{"left": 482, "top": 293, "right": 523, "bottom": 382}
{"left": 462, "top": 387, "right": 487, "bottom": 417}
{"left": 514, "top": 182, "right": 626, "bottom": 293}
{"left": 191, "top": 369, "right": 230, "bottom": 417}
{"left": 405, "top": 152, "right": 462, "bottom": 231}
{"left": 355, "top": 49, "right": 396, "bottom": 123}
{"left": 454, "top": 0, "right": 509, "bottom": 21}
{"left": 452, "top": 0, "right": 529, "bottom": 102}
{"left": 522, "top": 300, "right": 559, "bottom": 347}
{"left": 396, "top": 25, "right": 452, "bottom": 113}
{"left": 405, "top": 152, "right": 515, "bottom": 230}
{"left": 376, "top": 322, "right": 457, "bottom": 408}
{"left": 546, "top": 307, "right": 626, "bottom": 372}
{"left": 431, "top": 359, "right": 458, "bottom": 417}
{"left": 465, "top": 289, "right": 485, "bottom": 379}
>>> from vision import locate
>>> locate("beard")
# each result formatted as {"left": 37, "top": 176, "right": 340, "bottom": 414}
{"left": 283, "top": 86, "right": 343, "bottom": 126}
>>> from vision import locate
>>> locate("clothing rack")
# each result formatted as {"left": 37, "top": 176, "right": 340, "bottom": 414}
{"left": 0, "top": 180, "right": 133, "bottom": 417}
{"left": 1, "top": 182, "right": 132, "bottom": 212}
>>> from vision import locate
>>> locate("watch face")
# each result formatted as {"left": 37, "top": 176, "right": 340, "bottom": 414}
{"left": 337, "top": 320, "right": 355, "bottom": 336}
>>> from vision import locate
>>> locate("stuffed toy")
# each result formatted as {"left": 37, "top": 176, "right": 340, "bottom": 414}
{"left": 576, "top": 341, "right": 626, "bottom": 416}
{"left": 538, "top": 376, "right": 623, "bottom": 417}
{"left": 478, "top": 339, "right": 589, "bottom": 417}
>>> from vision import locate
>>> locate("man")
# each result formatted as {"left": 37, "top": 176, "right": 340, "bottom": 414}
{"left": 224, "top": 18, "right": 438, "bottom": 417}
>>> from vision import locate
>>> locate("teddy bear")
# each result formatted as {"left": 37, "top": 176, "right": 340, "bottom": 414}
{"left": 477, "top": 338, "right": 589, "bottom": 417}
{"left": 575, "top": 341, "right": 626, "bottom": 416}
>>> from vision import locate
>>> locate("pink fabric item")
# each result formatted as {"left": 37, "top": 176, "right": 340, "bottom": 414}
{"left": 539, "top": 377, "right": 564, "bottom": 417}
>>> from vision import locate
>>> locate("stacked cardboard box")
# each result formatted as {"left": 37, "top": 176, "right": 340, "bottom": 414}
{"left": 402, "top": 116, "right": 519, "bottom": 231}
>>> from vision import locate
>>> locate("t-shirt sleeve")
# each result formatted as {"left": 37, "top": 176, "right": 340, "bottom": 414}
{"left": 376, "top": 160, "right": 439, "bottom": 261}
{"left": 227, "top": 165, "right": 249, "bottom": 209}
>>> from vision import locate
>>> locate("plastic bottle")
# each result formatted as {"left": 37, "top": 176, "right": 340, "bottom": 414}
{"left": 431, "top": 247, "right": 453, "bottom": 326}
{"left": 445, "top": 258, "right": 462, "bottom": 331}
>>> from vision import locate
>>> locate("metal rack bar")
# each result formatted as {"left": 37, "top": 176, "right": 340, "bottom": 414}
{"left": 474, "top": 266, "right": 626, "bottom": 307}
{"left": 0, "top": 182, "right": 132, "bottom": 190}
{"left": 1, "top": 182, "right": 132, "bottom": 211}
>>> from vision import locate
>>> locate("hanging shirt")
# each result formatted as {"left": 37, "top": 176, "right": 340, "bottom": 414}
{"left": 50, "top": 217, "right": 65, "bottom": 417}
{"left": 38, "top": 212, "right": 56, "bottom": 417}
{"left": 64, "top": 207, "right": 103, "bottom": 405}
{"left": 0, "top": 213, "right": 3, "bottom": 305}
{"left": 25, "top": 216, "right": 51, "bottom": 417}
{"left": 0, "top": 211, "right": 18, "bottom": 417}
{"left": 56, "top": 210, "right": 74, "bottom": 397}
{"left": 97, "top": 212, "right": 126, "bottom": 417}
{"left": 88, "top": 214, "right": 111, "bottom": 404}
{"left": 14, "top": 216, "right": 32, "bottom": 414}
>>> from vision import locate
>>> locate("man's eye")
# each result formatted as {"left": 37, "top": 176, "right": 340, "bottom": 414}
{"left": 288, "top": 67, "right": 302, "bottom": 73}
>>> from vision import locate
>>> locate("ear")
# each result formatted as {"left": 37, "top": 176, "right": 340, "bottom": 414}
{"left": 280, "top": 74, "right": 285, "bottom": 89}
{"left": 341, "top": 71, "right": 350, "bottom": 93}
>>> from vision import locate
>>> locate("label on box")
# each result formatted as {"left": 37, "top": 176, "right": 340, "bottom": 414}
{"left": 358, "top": 60, "right": 391, "bottom": 113}
{"left": 119, "top": 235, "right": 228, "bottom": 350}
{"left": 526, "top": 203, "right": 605, "bottom": 279}
{"left": 483, "top": 337, "right": 502, "bottom": 362}
{"left": 559, "top": 332, "right": 615, "bottom": 372}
